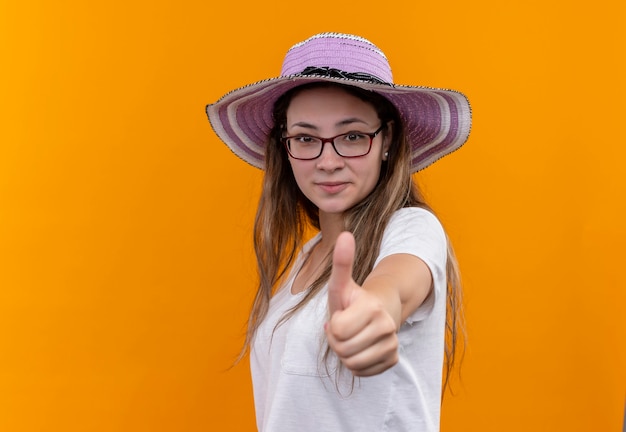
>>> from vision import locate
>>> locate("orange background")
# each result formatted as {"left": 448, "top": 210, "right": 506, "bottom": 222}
{"left": 1, "top": 1, "right": 624, "bottom": 431}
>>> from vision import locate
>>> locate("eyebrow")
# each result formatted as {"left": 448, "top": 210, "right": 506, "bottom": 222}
{"left": 289, "top": 118, "right": 370, "bottom": 130}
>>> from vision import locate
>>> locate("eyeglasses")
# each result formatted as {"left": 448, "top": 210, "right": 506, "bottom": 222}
{"left": 282, "top": 125, "right": 385, "bottom": 160}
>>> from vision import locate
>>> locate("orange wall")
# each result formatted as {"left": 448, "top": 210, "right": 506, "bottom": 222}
{"left": 1, "top": 1, "right": 624, "bottom": 431}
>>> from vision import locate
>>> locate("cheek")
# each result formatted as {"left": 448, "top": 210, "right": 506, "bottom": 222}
{"left": 364, "top": 162, "right": 384, "bottom": 191}
{"left": 366, "top": 168, "right": 381, "bottom": 190}
{"left": 287, "top": 160, "right": 309, "bottom": 190}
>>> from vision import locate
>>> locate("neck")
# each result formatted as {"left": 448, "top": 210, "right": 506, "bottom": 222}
{"left": 317, "top": 211, "right": 345, "bottom": 254}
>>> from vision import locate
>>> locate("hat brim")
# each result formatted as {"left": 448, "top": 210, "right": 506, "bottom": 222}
{"left": 206, "top": 74, "right": 471, "bottom": 173}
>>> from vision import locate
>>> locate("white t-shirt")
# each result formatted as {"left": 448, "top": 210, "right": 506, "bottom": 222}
{"left": 251, "top": 207, "right": 448, "bottom": 431}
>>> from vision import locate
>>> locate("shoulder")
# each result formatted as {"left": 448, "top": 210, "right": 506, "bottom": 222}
{"left": 385, "top": 207, "right": 446, "bottom": 242}
{"left": 388, "top": 206, "right": 443, "bottom": 229}
{"left": 376, "top": 207, "right": 447, "bottom": 267}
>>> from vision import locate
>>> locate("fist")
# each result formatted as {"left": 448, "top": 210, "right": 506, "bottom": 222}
{"left": 325, "top": 232, "right": 399, "bottom": 376}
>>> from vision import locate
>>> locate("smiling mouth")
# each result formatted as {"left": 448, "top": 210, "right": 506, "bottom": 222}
{"left": 316, "top": 182, "right": 349, "bottom": 193}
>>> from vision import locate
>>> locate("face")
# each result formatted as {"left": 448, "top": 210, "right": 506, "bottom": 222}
{"left": 285, "top": 86, "right": 390, "bottom": 218}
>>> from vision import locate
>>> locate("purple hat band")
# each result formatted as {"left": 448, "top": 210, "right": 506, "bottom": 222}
{"left": 280, "top": 34, "right": 393, "bottom": 84}
{"left": 206, "top": 33, "right": 472, "bottom": 173}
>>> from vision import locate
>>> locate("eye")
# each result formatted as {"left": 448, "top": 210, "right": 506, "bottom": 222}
{"left": 343, "top": 132, "right": 367, "bottom": 142}
{"left": 292, "top": 135, "right": 316, "bottom": 143}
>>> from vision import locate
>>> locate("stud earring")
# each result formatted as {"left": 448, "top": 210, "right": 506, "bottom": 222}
{"left": 384, "top": 151, "right": 389, "bottom": 158}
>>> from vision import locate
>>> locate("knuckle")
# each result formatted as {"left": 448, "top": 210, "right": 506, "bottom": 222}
{"left": 384, "top": 319, "right": 397, "bottom": 334}
{"left": 343, "top": 357, "right": 359, "bottom": 371}
{"left": 384, "top": 337, "right": 399, "bottom": 361}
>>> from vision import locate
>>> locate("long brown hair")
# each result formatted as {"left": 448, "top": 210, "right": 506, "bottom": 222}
{"left": 245, "top": 82, "right": 464, "bottom": 391}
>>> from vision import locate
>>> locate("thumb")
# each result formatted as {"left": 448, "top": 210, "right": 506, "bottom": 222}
{"left": 328, "top": 231, "right": 356, "bottom": 315}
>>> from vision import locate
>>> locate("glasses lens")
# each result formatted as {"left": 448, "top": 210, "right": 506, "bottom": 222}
{"left": 287, "top": 137, "right": 323, "bottom": 159}
{"left": 333, "top": 133, "right": 372, "bottom": 157}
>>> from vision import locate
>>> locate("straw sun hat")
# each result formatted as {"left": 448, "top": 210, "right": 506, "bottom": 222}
{"left": 206, "top": 32, "right": 471, "bottom": 173}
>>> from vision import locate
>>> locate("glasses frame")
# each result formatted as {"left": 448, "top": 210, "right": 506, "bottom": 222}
{"left": 282, "top": 125, "right": 385, "bottom": 160}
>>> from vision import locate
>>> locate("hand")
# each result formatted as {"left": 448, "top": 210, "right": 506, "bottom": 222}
{"left": 325, "top": 232, "right": 399, "bottom": 377}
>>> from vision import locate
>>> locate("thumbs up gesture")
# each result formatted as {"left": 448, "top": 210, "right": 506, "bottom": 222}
{"left": 325, "top": 232, "right": 400, "bottom": 377}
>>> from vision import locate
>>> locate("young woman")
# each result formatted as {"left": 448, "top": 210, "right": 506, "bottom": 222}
{"left": 206, "top": 33, "right": 471, "bottom": 432}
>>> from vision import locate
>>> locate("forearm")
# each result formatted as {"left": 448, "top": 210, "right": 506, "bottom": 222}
{"left": 361, "top": 275, "right": 403, "bottom": 329}
{"left": 362, "top": 253, "right": 433, "bottom": 325}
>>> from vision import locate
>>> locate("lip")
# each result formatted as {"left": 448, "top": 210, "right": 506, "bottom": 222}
{"left": 315, "top": 182, "right": 349, "bottom": 194}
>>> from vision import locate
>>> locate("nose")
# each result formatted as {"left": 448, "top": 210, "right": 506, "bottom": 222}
{"left": 316, "top": 141, "right": 345, "bottom": 171}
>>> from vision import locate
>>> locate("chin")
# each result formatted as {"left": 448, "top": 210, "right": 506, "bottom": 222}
{"left": 316, "top": 202, "right": 354, "bottom": 216}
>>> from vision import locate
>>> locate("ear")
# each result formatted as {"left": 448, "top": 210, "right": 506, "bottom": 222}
{"left": 382, "top": 121, "right": 393, "bottom": 160}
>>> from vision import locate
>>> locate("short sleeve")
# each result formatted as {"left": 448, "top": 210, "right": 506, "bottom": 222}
{"left": 374, "top": 207, "right": 448, "bottom": 323}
